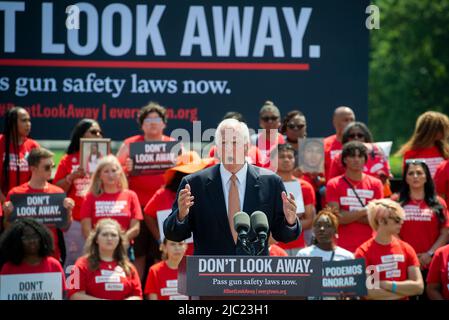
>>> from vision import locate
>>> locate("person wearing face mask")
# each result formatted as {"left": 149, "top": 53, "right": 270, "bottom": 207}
{"left": 328, "top": 122, "right": 392, "bottom": 197}
{"left": 0, "top": 107, "right": 40, "bottom": 206}
{"left": 355, "top": 199, "right": 424, "bottom": 300}
{"left": 80, "top": 155, "right": 142, "bottom": 243}
{"left": 397, "top": 161, "right": 449, "bottom": 299}
{"left": 53, "top": 119, "right": 104, "bottom": 270}
{"left": 2, "top": 148, "right": 75, "bottom": 264}
{"left": 68, "top": 218, "right": 142, "bottom": 300}
{"left": 116, "top": 101, "right": 176, "bottom": 280}
{"left": 0, "top": 218, "right": 66, "bottom": 297}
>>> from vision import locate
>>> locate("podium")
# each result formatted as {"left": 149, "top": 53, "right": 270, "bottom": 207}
{"left": 178, "top": 256, "right": 323, "bottom": 299}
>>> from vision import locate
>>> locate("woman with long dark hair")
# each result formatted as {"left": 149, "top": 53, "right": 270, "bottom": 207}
{"left": 53, "top": 118, "right": 103, "bottom": 270}
{"left": 398, "top": 161, "right": 449, "bottom": 273}
{"left": 0, "top": 107, "right": 39, "bottom": 203}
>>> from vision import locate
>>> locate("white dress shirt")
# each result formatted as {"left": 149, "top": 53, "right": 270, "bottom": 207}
{"left": 220, "top": 163, "right": 248, "bottom": 215}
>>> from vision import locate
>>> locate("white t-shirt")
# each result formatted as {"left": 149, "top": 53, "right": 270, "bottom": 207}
{"left": 296, "top": 245, "right": 354, "bottom": 261}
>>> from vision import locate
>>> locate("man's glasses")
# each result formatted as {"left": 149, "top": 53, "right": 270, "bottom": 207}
{"left": 88, "top": 129, "right": 102, "bottom": 136}
{"left": 261, "top": 116, "right": 279, "bottom": 122}
{"left": 348, "top": 133, "right": 365, "bottom": 139}
{"left": 287, "top": 123, "right": 305, "bottom": 130}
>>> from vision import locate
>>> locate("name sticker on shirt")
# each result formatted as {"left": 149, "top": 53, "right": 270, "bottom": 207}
{"left": 376, "top": 262, "right": 398, "bottom": 273}
{"left": 105, "top": 283, "right": 124, "bottom": 291}
{"left": 161, "top": 287, "right": 179, "bottom": 296}
{"left": 166, "top": 280, "right": 178, "bottom": 288}
{"left": 386, "top": 270, "right": 401, "bottom": 278}
{"left": 95, "top": 276, "right": 121, "bottom": 284}
{"left": 381, "top": 254, "right": 405, "bottom": 263}
{"left": 341, "top": 196, "right": 366, "bottom": 206}
{"left": 347, "top": 189, "right": 374, "bottom": 199}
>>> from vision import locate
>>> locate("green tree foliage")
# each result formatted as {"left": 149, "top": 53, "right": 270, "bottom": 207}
{"left": 369, "top": 0, "right": 449, "bottom": 150}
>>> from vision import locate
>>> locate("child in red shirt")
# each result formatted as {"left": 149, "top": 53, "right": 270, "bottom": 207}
{"left": 144, "top": 239, "right": 189, "bottom": 300}
{"left": 68, "top": 219, "right": 142, "bottom": 300}
{"left": 355, "top": 199, "right": 424, "bottom": 300}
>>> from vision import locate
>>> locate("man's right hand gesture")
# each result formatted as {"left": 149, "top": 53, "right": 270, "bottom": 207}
{"left": 177, "top": 183, "right": 194, "bottom": 221}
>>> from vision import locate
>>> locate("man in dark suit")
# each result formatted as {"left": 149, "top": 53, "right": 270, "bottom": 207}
{"left": 164, "top": 119, "right": 301, "bottom": 255}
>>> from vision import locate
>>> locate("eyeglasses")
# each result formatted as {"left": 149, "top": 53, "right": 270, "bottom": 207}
{"left": 348, "top": 133, "right": 365, "bottom": 139}
{"left": 388, "top": 216, "right": 403, "bottom": 224}
{"left": 88, "top": 129, "right": 103, "bottom": 136}
{"left": 144, "top": 117, "right": 163, "bottom": 124}
{"left": 43, "top": 163, "right": 55, "bottom": 171}
{"left": 261, "top": 116, "right": 279, "bottom": 122}
{"left": 287, "top": 123, "right": 305, "bottom": 130}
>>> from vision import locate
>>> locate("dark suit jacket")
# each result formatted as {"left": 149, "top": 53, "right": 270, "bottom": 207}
{"left": 163, "top": 164, "right": 301, "bottom": 255}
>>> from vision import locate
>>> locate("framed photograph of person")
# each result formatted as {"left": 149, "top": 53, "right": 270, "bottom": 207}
{"left": 298, "top": 138, "right": 325, "bottom": 174}
{"left": 80, "top": 138, "right": 111, "bottom": 175}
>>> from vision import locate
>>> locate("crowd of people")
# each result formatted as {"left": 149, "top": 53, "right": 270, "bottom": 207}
{"left": 0, "top": 102, "right": 449, "bottom": 300}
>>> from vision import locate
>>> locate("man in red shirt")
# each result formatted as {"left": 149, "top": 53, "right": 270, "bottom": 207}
{"left": 434, "top": 159, "right": 449, "bottom": 203}
{"left": 355, "top": 199, "right": 424, "bottom": 300}
{"left": 326, "top": 141, "right": 384, "bottom": 253}
{"left": 427, "top": 244, "right": 449, "bottom": 300}
{"left": 2, "top": 148, "right": 75, "bottom": 264}
{"left": 324, "top": 106, "right": 355, "bottom": 181}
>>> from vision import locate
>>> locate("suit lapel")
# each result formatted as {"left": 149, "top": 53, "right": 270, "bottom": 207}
{"left": 205, "top": 165, "right": 230, "bottom": 236}
{"left": 243, "top": 165, "right": 260, "bottom": 215}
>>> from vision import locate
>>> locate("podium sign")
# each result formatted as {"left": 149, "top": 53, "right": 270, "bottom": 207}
{"left": 178, "top": 256, "right": 323, "bottom": 297}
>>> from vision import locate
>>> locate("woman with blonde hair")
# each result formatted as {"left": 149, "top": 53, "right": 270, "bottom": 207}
{"left": 397, "top": 111, "right": 449, "bottom": 177}
{"left": 80, "top": 155, "right": 143, "bottom": 243}
{"left": 68, "top": 218, "right": 142, "bottom": 300}
{"left": 355, "top": 199, "right": 424, "bottom": 300}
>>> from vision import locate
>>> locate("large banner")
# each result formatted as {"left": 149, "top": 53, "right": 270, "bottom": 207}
{"left": 0, "top": 0, "right": 369, "bottom": 140}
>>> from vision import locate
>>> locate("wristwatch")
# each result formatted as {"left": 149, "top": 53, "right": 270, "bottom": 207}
{"left": 427, "top": 250, "right": 435, "bottom": 257}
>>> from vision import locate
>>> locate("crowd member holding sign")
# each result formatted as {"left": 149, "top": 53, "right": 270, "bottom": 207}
{"left": 116, "top": 101, "right": 175, "bottom": 279}
{"left": 0, "top": 107, "right": 40, "bottom": 203}
{"left": 68, "top": 219, "right": 142, "bottom": 300}
{"left": 426, "top": 243, "right": 449, "bottom": 300}
{"left": 2, "top": 148, "right": 75, "bottom": 264}
{"left": 355, "top": 199, "right": 424, "bottom": 300}
{"left": 396, "top": 111, "right": 449, "bottom": 177}
{"left": 164, "top": 118, "right": 300, "bottom": 256}
{"left": 328, "top": 122, "right": 392, "bottom": 197}
{"left": 80, "top": 155, "right": 142, "bottom": 243}
{"left": 0, "top": 218, "right": 66, "bottom": 297}
{"left": 326, "top": 141, "right": 384, "bottom": 253}
{"left": 53, "top": 119, "right": 103, "bottom": 270}
{"left": 144, "top": 239, "right": 188, "bottom": 300}
{"left": 323, "top": 106, "right": 355, "bottom": 181}
{"left": 274, "top": 143, "right": 316, "bottom": 254}
{"left": 397, "top": 161, "right": 449, "bottom": 285}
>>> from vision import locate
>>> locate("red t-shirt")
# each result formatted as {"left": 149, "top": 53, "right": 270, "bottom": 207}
{"left": 144, "top": 261, "right": 188, "bottom": 300}
{"left": 399, "top": 197, "right": 449, "bottom": 259}
{"left": 209, "top": 145, "right": 263, "bottom": 167}
{"left": 123, "top": 135, "right": 175, "bottom": 205}
{"left": 426, "top": 244, "right": 449, "bottom": 300}
{"left": 253, "top": 133, "right": 285, "bottom": 168}
{"left": 269, "top": 244, "right": 289, "bottom": 257}
{"left": 326, "top": 174, "right": 384, "bottom": 252}
{"left": 67, "top": 256, "right": 142, "bottom": 300}
{"left": 6, "top": 182, "right": 66, "bottom": 261}
{"left": 80, "top": 189, "right": 143, "bottom": 231}
{"left": 403, "top": 146, "right": 445, "bottom": 177}
{"left": 277, "top": 179, "right": 316, "bottom": 250}
{"left": 329, "top": 144, "right": 391, "bottom": 181}
{"left": 53, "top": 152, "right": 91, "bottom": 221}
{"left": 324, "top": 134, "right": 342, "bottom": 181}
{"left": 435, "top": 160, "right": 449, "bottom": 202}
{"left": 355, "top": 237, "right": 420, "bottom": 294}
{"left": 0, "top": 135, "right": 40, "bottom": 194}
{"left": 0, "top": 256, "right": 66, "bottom": 293}
{"left": 144, "top": 188, "right": 194, "bottom": 256}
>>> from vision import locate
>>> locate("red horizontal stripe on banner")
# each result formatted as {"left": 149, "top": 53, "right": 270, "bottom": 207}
{"left": 0, "top": 59, "right": 310, "bottom": 71}
{"left": 198, "top": 273, "right": 310, "bottom": 277}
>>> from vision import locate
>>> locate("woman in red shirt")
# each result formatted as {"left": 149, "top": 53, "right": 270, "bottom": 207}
{"left": 53, "top": 118, "right": 103, "bottom": 270}
{"left": 398, "top": 161, "right": 449, "bottom": 275}
{"left": 80, "top": 155, "right": 142, "bottom": 242}
{"left": 355, "top": 199, "right": 424, "bottom": 300}
{"left": 68, "top": 219, "right": 142, "bottom": 300}
{"left": 0, "top": 107, "right": 40, "bottom": 203}
{"left": 0, "top": 218, "right": 66, "bottom": 298}
{"left": 397, "top": 111, "right": 449, "bottom": 177}
{"left": 144, "top": 239, "right": 188, "bottom": 300}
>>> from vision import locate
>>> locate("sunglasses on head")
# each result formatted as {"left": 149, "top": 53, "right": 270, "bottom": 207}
{"left": 405, "top": 159, "right": 426, "bottom": 165}
{"left": 348, "top": 133, "right": 365, "bottom": 139}
{"left": 89, "top": 129, "right": 102, "bottom": 135}
{"left": 287, "top": 123, "right": 305, "bottom": 130}
{"left": 261, "top": 116, "right": 279, "bottom": 122}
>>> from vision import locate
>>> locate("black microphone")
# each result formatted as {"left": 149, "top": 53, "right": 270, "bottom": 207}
{"left": 234, "top": 211, "right": 252, "bottom": 255}
{"left": 250, "top": 211, "right": 269, "bottom": 255}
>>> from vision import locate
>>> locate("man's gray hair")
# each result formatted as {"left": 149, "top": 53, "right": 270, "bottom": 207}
{"left": 215, "top": 118, "right": 250, "bottom": 145}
